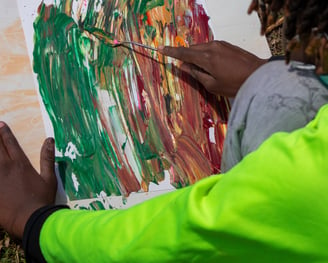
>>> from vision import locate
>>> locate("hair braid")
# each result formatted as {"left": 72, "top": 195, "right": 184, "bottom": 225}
{"left": 284, "top": 0, "right": 307, "bottom": 40}
{"left": 270, "top": 0, "right": 284, "bottom": 12}
{"left": 318, "top": 3, "right": 328, "bottom": 34}
{"left": 251, "top": 0, "right": 328, "bottom": 72}
{"left": 267, "top": 0, "right": 284, "bottom": 27}
{"left": 298, "top": 0, "right": 324, "bottom": 41}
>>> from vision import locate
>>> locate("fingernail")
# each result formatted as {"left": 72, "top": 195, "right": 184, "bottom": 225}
{"left": 0, "top": 122, "right": 5, "bottom": 128}
{"left": 157, "top": 45, "right": 164, "bottom": 51}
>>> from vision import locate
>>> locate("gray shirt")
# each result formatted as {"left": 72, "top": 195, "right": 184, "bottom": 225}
{"left": 221, "top": 60, "right": 328, "bottom": 172}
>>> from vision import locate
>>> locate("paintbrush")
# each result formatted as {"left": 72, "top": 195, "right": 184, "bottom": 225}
{"left": 84, "top": 27, "right": 158, "bottom": 52}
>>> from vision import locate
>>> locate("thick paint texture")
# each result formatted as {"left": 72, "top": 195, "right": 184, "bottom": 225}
{"left": 33, "top": 0, "right": 230, "bottom": 203}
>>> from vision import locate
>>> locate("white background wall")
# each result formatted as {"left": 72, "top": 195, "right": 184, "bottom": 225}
{"left": 204, "top": 0, "right": 271, "bottom": 58}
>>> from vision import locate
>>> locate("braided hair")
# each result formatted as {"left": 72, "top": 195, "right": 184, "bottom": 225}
{"left": 248, "top": 0, "right": 328, "bottom": 73}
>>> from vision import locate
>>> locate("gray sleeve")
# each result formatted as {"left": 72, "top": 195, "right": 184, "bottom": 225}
{"left": 221, "top": 60, "right": 328, "bottom": 172}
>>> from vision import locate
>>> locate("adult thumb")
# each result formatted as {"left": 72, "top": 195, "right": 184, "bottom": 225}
{"left": 40, "top": 138, "right": 57, "bottom": 192}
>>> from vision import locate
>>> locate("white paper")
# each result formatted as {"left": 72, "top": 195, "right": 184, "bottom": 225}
{"left": 16, "top": 0, "right": 270, "bottom": 209}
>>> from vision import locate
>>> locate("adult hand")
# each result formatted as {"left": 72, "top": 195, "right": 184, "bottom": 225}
{"left": 158, "top": 41, "right": 267, "bottom": 97}
{"left": 0, "top": 122, "right": 57, "bottom": 239}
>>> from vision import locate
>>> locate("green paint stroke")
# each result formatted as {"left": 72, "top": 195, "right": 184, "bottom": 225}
{"left": 33, "top": 0, "right": 229, "bottom": 202}
{"left": 34, "top": 5, "right": 124, "bottom": 198}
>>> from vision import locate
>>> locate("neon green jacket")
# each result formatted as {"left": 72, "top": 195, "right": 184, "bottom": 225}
{"left": 26, "top": 104, "right": 328, "bottom": 262}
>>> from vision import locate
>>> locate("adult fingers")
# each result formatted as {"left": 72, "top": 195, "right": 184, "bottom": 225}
{"left": 0, "top": 122, "right": 27, "bottom": 161}
{"left": 179, "top": 63, "right": 219, "bottom": 95}
{"left": 188, "top": 42, "right": 217, "bottom": 50}
{"left": 160, "top": 42, "right": 222, "bottom": 75}
{"left": 158, "top": 45, "right": 204, "bottom": 66}
{"left": 40, "top": 138, "right": 57, "bottom": 196}
{"left": 189, "top": 66, "right": 219, "bottom": 95}
{"left": 180, "top": 62, "right": 193, "bottom": 75}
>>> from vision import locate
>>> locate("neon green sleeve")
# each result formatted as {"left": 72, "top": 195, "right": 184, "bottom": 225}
{"left": 40, "top": 105, "right": 328, "bottom": 262}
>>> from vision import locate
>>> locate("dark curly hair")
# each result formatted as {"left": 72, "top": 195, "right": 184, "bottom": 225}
{"left": 249, "top": 0, "right": 328, "bottom": 73}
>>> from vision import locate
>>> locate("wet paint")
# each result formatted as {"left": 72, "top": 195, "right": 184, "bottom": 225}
{"left": 33, "top": 0, "right": 230, "bottom": 204}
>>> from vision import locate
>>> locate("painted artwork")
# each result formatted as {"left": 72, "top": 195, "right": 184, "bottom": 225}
{"left": 22, "top": 0, "right": 230, "bottom": 208}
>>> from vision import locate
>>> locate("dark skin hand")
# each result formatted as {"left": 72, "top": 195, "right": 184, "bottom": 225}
{"left": 158, "top": 40, "right": 268, "bottom": 97}
{"left": 0, "top": 121, "right": 57, "bottom": 239}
